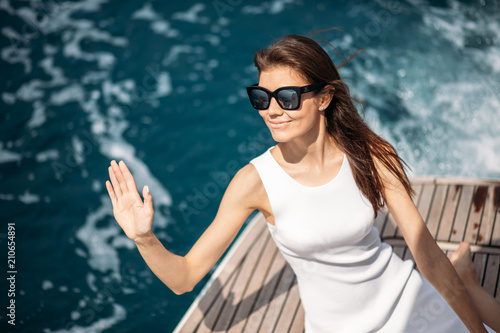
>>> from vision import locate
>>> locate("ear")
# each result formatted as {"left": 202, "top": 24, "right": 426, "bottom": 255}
{"left": 319, "top": 85, "right": 335, "bottom": 109}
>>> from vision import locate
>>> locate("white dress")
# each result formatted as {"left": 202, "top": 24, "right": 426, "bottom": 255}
{"left": 249, "top": 146, "right": 494, "bottom": 333}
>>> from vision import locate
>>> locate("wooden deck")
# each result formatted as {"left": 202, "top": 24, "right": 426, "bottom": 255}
{"left": 173, "top": 177, "right": 500, "bottom": 333}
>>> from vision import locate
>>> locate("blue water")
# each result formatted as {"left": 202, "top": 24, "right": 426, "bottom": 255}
{"left": 1, "top": 0, "right": 499, "bottom": 332}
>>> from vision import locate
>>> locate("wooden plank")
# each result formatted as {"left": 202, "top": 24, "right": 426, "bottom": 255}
{"left": 403, "top": 247, "right": 415, "bottom": 262}
{"left": 244, "top": 250, "right": 287, "bottom": 333}
{"left": 196, "top": 262, "right": 242, "bottom": 333}
{"left": 436, "top": 185, "right": 461, "bottom": 241}
{"left": 274, "top": 278, "right": 300, "bottom": 332}
{"left": 384, "top": 239, "right": 500, "bottom": 256}
{"left": 227, "top": 239, "right": 280, "bottom": 333}
{"left": 482, "top": 255, "right": 500, "bottom": 297}
{"left": 259, "top": 264, "right": 296, "bottom": 332}
{"left": 393, "top": 246, "right": 406, "bottom": 259}
{"left": 212, "top": 231, "right": 271, "bottom": 331}
{"left": 477, "top": 185, "right": 498, "bottom": 246}
{"left": 432, "top": 178, "right": 500, "bottom": 186}
{"left": 373, "top": 209, "right": 389, "bottom": 236}
{"left": 425, "top": 184, "right": 448, "bottom": 238}
{"left": 417, "top": 183, "right": 436, "bottom": 224}
{"left": 464, "top": 186, "right": 488, "bottom": 244}
{"left": 496, "top": 260, "right": 500, "bottom": 300}
{"left": 413, "top": 183, "right": 425, "bottom": 205}
{"left": 382, "top": 212, "right": 398, "bottom": 239}
{"left": 449, "top": 186, "right": 474, "bottom": 243}
{"left": 490, "top": 186, "right": 500, "bottom": 246}
{"left": 176, "top": 217, "right": 267, "bottom": 333}
{"left": 473, "top": 253, "right": 488, "bottom": 286}
{"left": 289, "top": 301, "right": 305, "bottom": 333}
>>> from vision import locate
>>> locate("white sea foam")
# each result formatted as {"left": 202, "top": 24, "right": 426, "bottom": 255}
{"left": 131, "top": 2, "right": 179, "bottom": 38}
{"left": 35, "top": 149, "right": 59, "bottom": 163}
{"left": 86, "top": 273, "right": 98, "bottom": 293}
{"left": 2, "top": 92, "right": 16, "bottom": 104}
{"left": 42, "top": 280, "right": 54, "bottom": 290}
{"left": 76, "top": 195, "right": 122, "bottom": 281}
{"left": 48, "top": 303, "right": 126, "bottom": 333}
{"left": 18, "top": 190, "right": 40, "bottom": 204}
{"left": 27, "top": 100, "right": 47, "bottom": 129}
{"left": 149, "top": 72, "right": 172, "bottom": 98}
{"left": 102, "top": 79, "right": 135, "bottom": 105}
{"left": 71, "top": 136, "right": 86, "bottom": 165}
{"left": 132, "top": 3, "right": 160, "bottom": 21}
{"left": 50, "top": 84, "right": 85, "bottom": 106}
{"left": 0, "top": 0, "right": 15, "bottom": 15}
{"left": 0, "top": 193, "right": 15, "bottom": 200}
{"left": 242, "top": 0, "right": 296, "bottom": 15}
{"left": 1, "top": 45, "right": 32, "bottom": 74}
{"left": 15, "top": 79, "right": 44, "bottom": 101}
{"left": 331, "top": 0, "right": 500, "bottom": 178}
{"left": 162, "top": 45, "right": 204, "bottom": 66}
{"left": 63, "top": 28, "right": 127, "bottom": 68}
{"left": 0, "top": 149, "right": 22, "bottom": 163}
{"left": 172, "top": 3, "right": 209, "bottom": 24}
{"left": 81, "top": 71, "right": 108, "bottom": 84}
{"left": 39, "top": 56, "right": 67, "bottom": 86}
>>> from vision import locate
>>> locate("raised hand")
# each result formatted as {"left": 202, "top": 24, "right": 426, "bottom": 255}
{"left": 106, "top": 160, "right": 154, "bottom": 241}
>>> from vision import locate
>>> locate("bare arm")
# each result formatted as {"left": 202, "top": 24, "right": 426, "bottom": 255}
{"left": 106, "top": 160, "right": 259, "bottom": 295}
{"left": 374, "top": 158, "right": 487, "bottom": 333}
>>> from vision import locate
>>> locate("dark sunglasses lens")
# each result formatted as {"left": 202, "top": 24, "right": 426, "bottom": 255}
{"left": 277, "top": 89, "right": 299, "bottom": 110}
{"left": 249, "top": 89, "right": 270, "bottom": 110}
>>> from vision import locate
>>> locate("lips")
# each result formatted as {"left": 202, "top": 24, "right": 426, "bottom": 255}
{"left": 268, "top": 120, "right": 291, "bottom": 129}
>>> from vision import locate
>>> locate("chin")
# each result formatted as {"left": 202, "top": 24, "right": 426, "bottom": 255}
{"left": 268, "top": 129, "right": 293, "bottom": 143}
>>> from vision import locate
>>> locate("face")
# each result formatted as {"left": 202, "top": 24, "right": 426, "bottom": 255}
{"left": 257, "top": 66, "right": 330, "bottom": 143}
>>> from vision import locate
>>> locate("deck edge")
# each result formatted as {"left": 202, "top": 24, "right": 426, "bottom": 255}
{"left": 172, "top": 212, "right": 264, "bottom": 333}
{"left": 410, "top": 176, "right": 500, "bottom": 185}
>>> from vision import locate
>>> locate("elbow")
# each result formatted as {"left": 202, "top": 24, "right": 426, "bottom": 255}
{"left": 172, "top": 284, "right": 193, "bottom": 296}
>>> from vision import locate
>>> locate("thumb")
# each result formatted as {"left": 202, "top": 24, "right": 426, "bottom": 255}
{"left": 143, "top": 185, "right": 154, "bottom": 214}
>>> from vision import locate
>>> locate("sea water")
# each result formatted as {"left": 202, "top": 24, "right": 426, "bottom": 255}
{"left": 0, "top": 0, "right": 499, "bottom": 332}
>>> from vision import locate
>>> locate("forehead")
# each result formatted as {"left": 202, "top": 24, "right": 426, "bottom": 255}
{"left": 258, "top": 66, "right": 308, "bottom": 89}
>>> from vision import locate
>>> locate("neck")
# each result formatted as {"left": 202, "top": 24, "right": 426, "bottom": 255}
{"left": 276, "top": 115, "right": 342, "bottom": 166}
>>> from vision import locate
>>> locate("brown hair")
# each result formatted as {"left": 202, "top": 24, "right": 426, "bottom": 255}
{"left": 253, "top": 34, "right": 415, "bottom": 217}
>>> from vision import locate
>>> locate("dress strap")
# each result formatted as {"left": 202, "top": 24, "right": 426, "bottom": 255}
{"left": 249, "top": 146, "right": 292, "bottom": 219}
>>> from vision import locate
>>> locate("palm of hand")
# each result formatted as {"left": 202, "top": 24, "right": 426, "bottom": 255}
{"left": 106, "top": 160, "right": 154, "bottom": 241}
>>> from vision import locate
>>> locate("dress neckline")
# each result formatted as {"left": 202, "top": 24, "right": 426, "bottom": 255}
{"left": 266, "top": 146, "right": 347, "bottom": 190}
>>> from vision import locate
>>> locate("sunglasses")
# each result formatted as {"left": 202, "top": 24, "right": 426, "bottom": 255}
{"left": 246, "top": 83, "right": 326, "bottom": 111}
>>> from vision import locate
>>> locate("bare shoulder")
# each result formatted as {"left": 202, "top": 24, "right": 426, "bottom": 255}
{"left": 225, "top": 163, "right": 265, "bottom": 210}
{"left": 371, "top": 147, "right": 416, "bottom": 206}
{"left": 372, "top": 147, "right": 407, "bottom": 189}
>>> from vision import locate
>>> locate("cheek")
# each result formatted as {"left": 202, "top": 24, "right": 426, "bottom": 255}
{"left": 294, "top": 103, "right": 320, "bottom": 124}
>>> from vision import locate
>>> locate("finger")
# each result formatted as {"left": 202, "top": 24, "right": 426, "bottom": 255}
{"left": 143, "top": 185, "right": 154, "bottom": 217}
{"left": 119, "top": 161, "right": 138, "bottom": 192}
{"left": 111, "top": 160, "right": 128, "bottom": 193}
{"left": 108, "top": 165, "right": 123, "bottom": 196}
{"left": 105, "top": 180, "right": 117, "bottom": 205}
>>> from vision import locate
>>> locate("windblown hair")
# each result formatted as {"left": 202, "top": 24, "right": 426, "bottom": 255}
{"left": 253, "top": 34, "right": 415, "bottom": 217}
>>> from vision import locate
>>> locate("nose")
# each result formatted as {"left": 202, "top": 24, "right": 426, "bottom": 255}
{"left": 267, "top": 97, "right": 284, "bottom": 116}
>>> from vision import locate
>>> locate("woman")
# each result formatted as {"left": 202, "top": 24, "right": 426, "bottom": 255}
{"left": 106, "top": 35, "right": 500, "bottom": 332}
